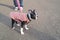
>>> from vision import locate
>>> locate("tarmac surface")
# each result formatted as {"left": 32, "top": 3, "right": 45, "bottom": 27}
{"left": 0, "top": 0, "right": 60, "bottom": 40}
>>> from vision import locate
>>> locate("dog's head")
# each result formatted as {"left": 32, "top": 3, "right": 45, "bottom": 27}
{"left": 27, "top": 9, "right": 38, "bottom": 21}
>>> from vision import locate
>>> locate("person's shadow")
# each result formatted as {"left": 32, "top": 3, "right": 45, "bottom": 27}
{"left": 0, "top": 3, "right": 14, "bottom": 9}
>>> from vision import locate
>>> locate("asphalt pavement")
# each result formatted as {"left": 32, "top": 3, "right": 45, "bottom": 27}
{"left": 0, "top": 0, "right": 60, "bottom": 40}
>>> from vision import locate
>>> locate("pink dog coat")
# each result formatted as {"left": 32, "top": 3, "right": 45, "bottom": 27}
{"left": 10, "top": 11, "right": 29, "bottom": 23}
{"left": 10, "top": 0, "right": 29, "bottom": 23}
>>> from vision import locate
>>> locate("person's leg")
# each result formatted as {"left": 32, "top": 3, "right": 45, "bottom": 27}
{"left": 19, "top": 0, "right": 23, "bottom": 12}
{"left": 19, "top": 0, "right": 23, "bottom": 7}
{"left": 13, "top": 0, "right": 18, "bottom": 7}
{"left": 13, "top": 0, "right": 18, "bottom": 10}
{"left": 13, "top": 0, "right": 24, "bottom": 11}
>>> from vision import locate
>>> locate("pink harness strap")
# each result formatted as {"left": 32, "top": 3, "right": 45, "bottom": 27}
{"left": 10, "top": 11, "right": 29, "bottom": 23}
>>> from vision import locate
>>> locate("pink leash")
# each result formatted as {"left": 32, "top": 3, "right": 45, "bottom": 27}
{"left": 16, "top": 0, "right": 21, "bottom": 11}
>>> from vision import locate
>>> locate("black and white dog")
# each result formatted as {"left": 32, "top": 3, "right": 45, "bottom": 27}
{"left": 11, "top": 9, "right": 38, "bottom": 35}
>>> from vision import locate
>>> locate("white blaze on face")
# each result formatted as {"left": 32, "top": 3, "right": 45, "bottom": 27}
{"left": 28, "top": 13, "right": 31, "bottom": 20}
{"left": 36, "top": 16, "right": 37, "bottom": 20}
{"left": 35, "top": 11, "right": 38, "bottom": 20}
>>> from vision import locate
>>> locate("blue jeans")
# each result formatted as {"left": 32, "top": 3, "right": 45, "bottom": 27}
{"left": 13, "top": 0, "right": 23, "bottom": 7}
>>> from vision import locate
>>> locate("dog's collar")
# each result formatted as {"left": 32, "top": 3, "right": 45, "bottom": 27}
{"left": 27, "top": 13, "right": 32, "bottom": 21}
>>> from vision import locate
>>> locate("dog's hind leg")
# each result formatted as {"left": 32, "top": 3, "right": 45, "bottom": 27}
{"left": 16, "top": 22, "right": 20, "bottom": 26}
{"left": 11, "top": 18, "right": 16, "bottom": 29}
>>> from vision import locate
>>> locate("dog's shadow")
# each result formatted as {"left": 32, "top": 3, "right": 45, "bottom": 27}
{"left": 0, "top": 13, "right": 57, "bottom": 40}
{"left": 0, "top": 13, "right": 11, "bottom": 27}
{"left": 0, "top": 13, "right": 21, "bottom": 31}
{"left": 0, "top": 3, "right": 14, "bottom": 9}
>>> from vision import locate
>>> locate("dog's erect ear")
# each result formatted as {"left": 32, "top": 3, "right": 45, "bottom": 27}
{"left": 33, "top": 9, "right": 35, "bottom": 12}
{"left": 33, "top": 9, "right": 38, "bottom": 15}
{"left": 32, "top": 9, "right": 36, "bottom": 14}
{"left": 28, "top": 9, "right": 33, "bottom": 13}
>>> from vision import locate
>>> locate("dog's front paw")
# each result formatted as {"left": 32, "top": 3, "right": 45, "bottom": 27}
{"left": 25, "top": 25, "right": 29, "bottom": 30}
{"left": 21, "top": 31, "right": 24, "bottom": 35}
{"left": 20, "top": 28, "right": 24, "bottom": 35}
{"left": 25, "top": 27, "right": 29, "bottom": 30}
